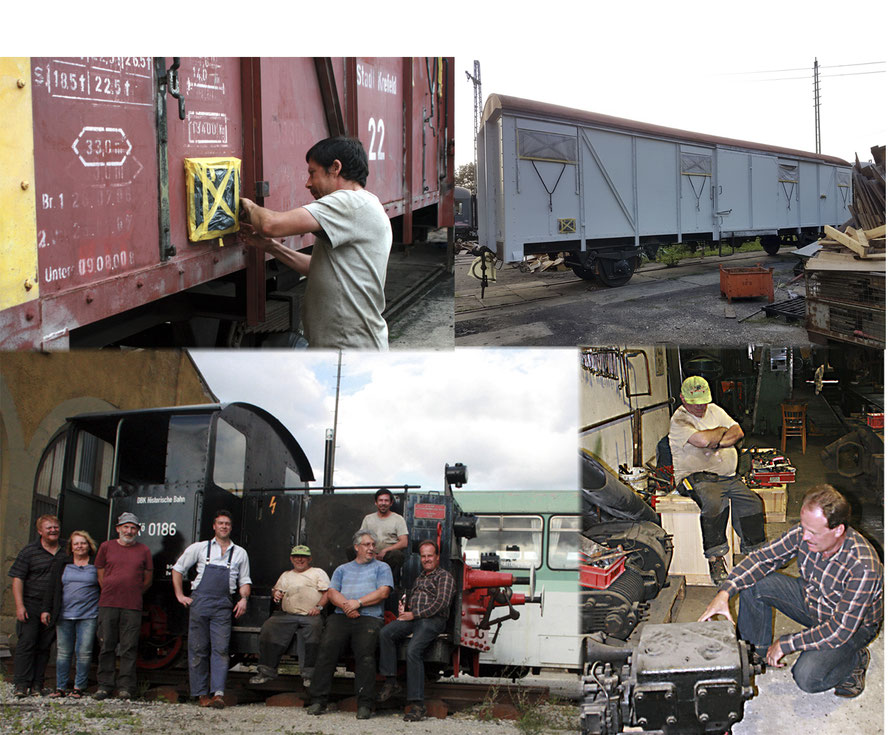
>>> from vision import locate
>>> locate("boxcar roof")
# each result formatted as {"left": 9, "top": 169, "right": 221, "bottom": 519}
{"left": 482, "top": 93, "right": 850, "bottom": 167}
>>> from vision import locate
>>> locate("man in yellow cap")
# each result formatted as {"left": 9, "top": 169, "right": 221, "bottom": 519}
{"left": 669, "top": 376, "right": 765, "bottom": 585}
{"left": 249, "top": 545, "right": 330, "bottom": 689}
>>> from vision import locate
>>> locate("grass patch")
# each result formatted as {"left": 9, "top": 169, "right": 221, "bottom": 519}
{"left": 655, "top": 239, "right": 763, "bottom": 266}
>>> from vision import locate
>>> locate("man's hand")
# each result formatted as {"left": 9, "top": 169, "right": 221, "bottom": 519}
{"left": 307, "top": 606, "right": 321, "bottom": 617}
{"left": 233, "top": 597, "right": 248, "bottom": 619}
{"left": 272, "top": 588, "right": 284, "bottom": 604}
{"left": 40, "top": 612, "right": 51, "bottom": 626}
{"left": 377, "top": 547, "right": 390, "bottom": 558}
{"left": 766, "top": 640, "right": 786, "bottom": 667}
{"left": 397, "top": 611, "right": 415, "bottom": 622}
{"left": 697, "top": 590, "right": 734, "bottom": 623}
{"left": 238, "top": 224, "right": 284, "bottom": 254}
{"left": 342, "top": 599, "right": 361, "bottom": 614}
{"left": 240, "top": 197, "right": 257, "bottom": 223}
{"left": 15, "top": 604, "right": 28, "bottom": 622}
{"left": 345, "top": 609, "right": 361, "bottom": 619}
{"left": 176, "top": 593, "right": 193, "bottom": 608}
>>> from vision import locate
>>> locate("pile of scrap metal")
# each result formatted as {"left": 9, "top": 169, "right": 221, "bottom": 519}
{"left": 580, "top": 450, "right": 764, "bottom": 734}
{"left": 804, "top": 146, "right": 885, "bottom": 349}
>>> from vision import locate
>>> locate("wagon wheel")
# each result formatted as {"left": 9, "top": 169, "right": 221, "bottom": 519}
{"left": 570, "top": 264, "right": 598, "bottom": 281}
{"left": 595, "top": 257, "right": 638, "bottom": 288}
{"left": 761, "top": 236, "right": 781, "bottom": 256}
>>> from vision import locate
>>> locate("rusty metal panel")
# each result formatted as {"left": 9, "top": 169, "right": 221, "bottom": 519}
{"left": 31, "top": 57, "right": 160, "bottom": 293}
{"left": 408, "top": 57, "right": 443, "bottom": 215}
{"left": 165, "top": 57, "right": 244, "bottom": 252}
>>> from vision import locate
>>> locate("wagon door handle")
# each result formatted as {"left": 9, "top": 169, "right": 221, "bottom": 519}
{"left": 165, "top": 58, "right": 186, "bottom": 120}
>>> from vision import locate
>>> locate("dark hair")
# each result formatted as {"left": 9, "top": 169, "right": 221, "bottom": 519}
{"left": 375, "top": 488, "right": 394, "bottom": 502}
{"left": 214, "top": 510, "right": 233, "bottom": 522}
{"left": 802, "top": 484, "right": 851, "bottom": 530}
{"left": 306, "top": 137, "right": 369, "bottom": 187}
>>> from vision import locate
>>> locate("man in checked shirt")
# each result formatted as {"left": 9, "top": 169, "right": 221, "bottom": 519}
{"left": 376, "top": 540, "right": 457, "bottom": 721}
{"left": 699, "top": 484, "right": 882, "bottom": 698}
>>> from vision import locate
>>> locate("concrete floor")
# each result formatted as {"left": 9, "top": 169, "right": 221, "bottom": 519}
{"left": 455, "top": 249, "right": 810, "bottom": 347}
{"left": 670, "top": 418, "right": 884, "bottom": 734}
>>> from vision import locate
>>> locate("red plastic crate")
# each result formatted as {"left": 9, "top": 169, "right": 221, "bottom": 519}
{"left": 580, "top": 556, "right": 626, "bottom": 589}
{"left": 751, "top": 470, "right": 796, "bottom": 486}
{"left": 867, "top": 413, "right": 883, "bottom": 429}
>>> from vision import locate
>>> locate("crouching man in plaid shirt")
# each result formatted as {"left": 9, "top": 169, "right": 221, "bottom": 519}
{"left": 376, "top": 540, "right": 457, "bottom": 721}
{"left": 700, "top": 484, "right": 882, "bottom": 698}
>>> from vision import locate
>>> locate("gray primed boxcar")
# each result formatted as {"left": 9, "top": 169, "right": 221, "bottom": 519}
{"left": 477, "top": 94, "right": 852, "bottom": 286}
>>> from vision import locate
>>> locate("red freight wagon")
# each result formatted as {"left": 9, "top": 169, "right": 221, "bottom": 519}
{"left": 1, "top": 57, "right": 454, "bottom": 349}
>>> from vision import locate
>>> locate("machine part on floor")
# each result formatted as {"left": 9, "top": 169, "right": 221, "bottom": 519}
{"left": 821, "top": 425, "right": 885, "bottom": 499}
{"left": 581, "top": 621, "right": 764, "bottom": 735}
{"left": 581, "top": 450, "right": 659, "bottom": 525}
{"left": 580, "top": 562, "right": 646, "bottom": 640}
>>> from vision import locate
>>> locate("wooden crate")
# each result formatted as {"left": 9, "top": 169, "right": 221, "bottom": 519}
{"left": 656, "top": 494, "right": 733, "bottom": 587}
{"left": 753, "top": 485, "right": 787, "bottom": 523}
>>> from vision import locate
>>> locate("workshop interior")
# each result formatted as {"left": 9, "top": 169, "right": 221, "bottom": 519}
{"left": 578, "top": 344, "right": 883, "bottom": 735}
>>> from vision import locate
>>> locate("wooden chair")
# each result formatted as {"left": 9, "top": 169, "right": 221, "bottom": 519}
{"left": 780, "top": 403, "right": 807, "bottom": 454}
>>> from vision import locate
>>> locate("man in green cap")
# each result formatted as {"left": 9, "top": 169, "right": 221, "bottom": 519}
{"left": 669, "top": 375, "right": 765, "bottom": 585}
{"left": 249, "top": 545, "right": 330, "bottom": 688}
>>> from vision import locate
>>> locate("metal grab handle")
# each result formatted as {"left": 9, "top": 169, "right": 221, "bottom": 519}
{"left": 166, "top": 58, "right": 186, "bottom": 120}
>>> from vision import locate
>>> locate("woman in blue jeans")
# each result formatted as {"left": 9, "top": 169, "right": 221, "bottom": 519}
{"left": 41, "top": 530, "right": 101, "bottom": 697}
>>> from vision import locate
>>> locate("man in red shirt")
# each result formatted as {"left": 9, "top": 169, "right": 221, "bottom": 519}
{"left": 94, "top": 513, "right": 152, "bottom": 700}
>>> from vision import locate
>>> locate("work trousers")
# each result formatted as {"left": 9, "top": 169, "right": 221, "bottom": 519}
{"left": 257, "top": 612, "right": 323, "bottom": 679}
{"left": 56, "top": 617, "right": 98, "bottom": 691}
{"left": 378, "top": 616, "right": 446, "bottom": 702}
{"left": 97, "top": 607, "right": 141, "bottom": 693}
{"left": 13, "top": 604, "right": 56, "bottom": 690}
{"left": 738, "top": 571, "right": 880, "bottom": 692}
{"left": 187, "top": 600, "right": 233, "bottom": 696}
{"left": 309, "top": 613, "right": 383, "bottom": 708}
{"left": 681, "top": 472, "right": 765, "bottom": 558}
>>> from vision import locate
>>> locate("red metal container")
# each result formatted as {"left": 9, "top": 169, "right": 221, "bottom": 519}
{"left": 750, "top": 470, "right": 796, "bottom": 486}
{"left": 2, "top": 57, "right": 454, "bottom": 349}
{"left": 580, "top": 556, "right": 626, "bottom": 589}
{"left": 867, "top": 413, "right": 884, "bottom": 429}
{"left": 719, "top": 264, "right": 775, "bottom": 303}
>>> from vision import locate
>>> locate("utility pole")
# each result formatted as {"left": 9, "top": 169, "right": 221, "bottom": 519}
{"left": 465, "top": 60, "right": 482, "bottom": 176}
{"left": 813, "top": 57, "right": 821, "bottom": 154}
{"left": 323, "top": 350, "right": 343, "bottom": 493}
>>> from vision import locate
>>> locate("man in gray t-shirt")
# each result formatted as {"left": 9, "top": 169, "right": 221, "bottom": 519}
{"left": 240, "top": 136, "right": 392, "bottom": 349}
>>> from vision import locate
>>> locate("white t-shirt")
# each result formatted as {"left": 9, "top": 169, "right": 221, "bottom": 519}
{"left": 303, "top": 188, "right": 392, "bottom": 349}
{"left": 669, "top": 404, "right": 740, "bottom": 483}
{"left": 272, "top": 566, "right": 330, "bottom": 615}
{"left": 361, "top": 512, "right": 408, "bottom": 548}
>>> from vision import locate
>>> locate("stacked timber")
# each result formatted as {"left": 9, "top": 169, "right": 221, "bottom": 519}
{"left": 849, "top": 145, "right": 886, "bottom": 231}
{"left": 805, "top": 149, "right": 885, "bottom": 348}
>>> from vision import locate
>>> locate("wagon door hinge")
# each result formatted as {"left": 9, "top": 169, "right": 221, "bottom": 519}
{"left": 154, "top": 57, "right": 176, "bottom": 260}
{"left": 165, "top": 58, "right": 186, "bottom": 120}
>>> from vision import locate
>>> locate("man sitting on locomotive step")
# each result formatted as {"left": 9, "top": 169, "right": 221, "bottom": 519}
{"left": 668, "top": 375, "right": 765, "bottom": 585}
{"left": 362, "top": 488, "right": 409, "bottom": 580}
{"left": 307, "top": 530, "right": 392, "bottom": 720}
{"left": 172, "top": 510, "right": 251, "bottom": 709}
{"left": 94, "top": 512, "right": 153, "bottom": 701}
{"left": 377, "top": 539, "right": 457, "bottom": 722}
{"left": 240, "top": 136, "right": 392, "bottom": 350}
{"left": 249, "top": 545, "right": 330, "bottom": 688}
{"left": 699, "top": 485, "right": 882, "bottom": 698}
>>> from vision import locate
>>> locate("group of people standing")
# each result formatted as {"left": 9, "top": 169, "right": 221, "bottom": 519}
{"left": 8, "top": 489, "right": 456, "bottom": 722}
{"left": 10, "top": 512, "right": 151, "bottom": 699}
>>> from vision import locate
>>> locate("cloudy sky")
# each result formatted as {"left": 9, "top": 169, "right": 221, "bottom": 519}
{"left": 190, "top": 349, "right": 578, "bottom": 493}
{"left": 456, "top": 2, "right": 886, "bottom": 167}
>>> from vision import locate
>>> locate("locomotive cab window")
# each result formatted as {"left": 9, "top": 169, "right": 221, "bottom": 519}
{"left": 548, "top": 514, "right": 582, "bottom": 570}
{"left": 212, "top": 417, "right": 246, "bottom": 495}
{"left": 463, "top": 514, "right": 543, "bottom": 570}
{"left": 70, "top": 429, "right": 114, "bottom": 497}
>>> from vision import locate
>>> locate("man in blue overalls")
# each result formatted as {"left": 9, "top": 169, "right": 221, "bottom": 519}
{"left": 172, "top": 510, "right": 251, "bottom": 709}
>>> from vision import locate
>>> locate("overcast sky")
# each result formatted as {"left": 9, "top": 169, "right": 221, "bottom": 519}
{"left": 189, "top": 349, "right": 578, "bottom": 493}
{"left": 456, "top": 3, "right": 886, "bottom": 167}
